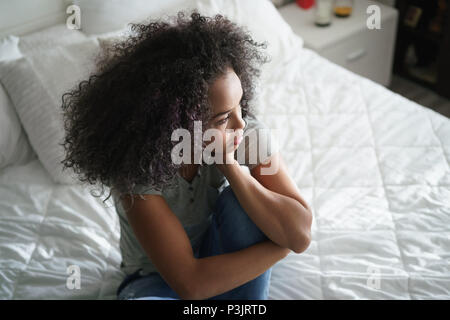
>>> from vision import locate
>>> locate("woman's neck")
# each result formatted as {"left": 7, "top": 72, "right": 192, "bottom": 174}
{"left": 178, "top": 163, "right": 200, "bottom": 183}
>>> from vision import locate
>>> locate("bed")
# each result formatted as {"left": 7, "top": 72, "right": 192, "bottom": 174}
{"left": 0, "top": 0, "right": 449, "bottom": 300}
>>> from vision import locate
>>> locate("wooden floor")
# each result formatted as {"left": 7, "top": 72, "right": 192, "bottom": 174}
{"left": 388, "top": 74, "right": 450, "bottom": 119}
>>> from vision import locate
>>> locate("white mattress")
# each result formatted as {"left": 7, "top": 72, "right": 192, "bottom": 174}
{"left": 0, "top": 47, "right": 449, "bottom": 300}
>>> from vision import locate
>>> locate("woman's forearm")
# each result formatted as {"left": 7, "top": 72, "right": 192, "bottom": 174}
{"left": 189, "top": 240, "right": 290, "bottom": 300}
{"left": 216, "top": 159, "right": 311, "bottom": 252}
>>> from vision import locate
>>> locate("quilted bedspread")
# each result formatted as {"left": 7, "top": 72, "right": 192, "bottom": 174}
{"left": 0, "top": 47, "right": 449, "bottom": 299}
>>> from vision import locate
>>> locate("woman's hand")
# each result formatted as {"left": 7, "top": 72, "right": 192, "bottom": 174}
{"left": 220, "top": 148, "right": 237, "bottom": 166}
{"left": 215, "top": 152, "right": 237, "bottom": 175}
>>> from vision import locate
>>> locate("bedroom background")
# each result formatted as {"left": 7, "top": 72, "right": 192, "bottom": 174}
{"left": 273, "top": 0, "right": 450, "bottom": 118}
{"left": 0, "top": 0, "right": 449, "bottom": 300}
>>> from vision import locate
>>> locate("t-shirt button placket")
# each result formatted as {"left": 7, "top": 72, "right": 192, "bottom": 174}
{"left": 189, "top": 185, "right": 194, "bottom": 203}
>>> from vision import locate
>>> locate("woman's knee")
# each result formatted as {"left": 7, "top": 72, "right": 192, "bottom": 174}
{"left": 214, "top": 185, "right": 268, "bottom": 252}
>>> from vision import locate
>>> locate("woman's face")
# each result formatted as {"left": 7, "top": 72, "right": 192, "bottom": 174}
{"left": 204, "top": 67, "right": 247, "bottom": 158}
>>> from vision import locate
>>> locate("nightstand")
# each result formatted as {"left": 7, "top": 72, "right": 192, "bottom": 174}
{"left": 278, "top": 0, "right": 398, "bottom": 87}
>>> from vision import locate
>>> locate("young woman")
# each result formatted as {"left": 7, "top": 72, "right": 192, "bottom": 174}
{"left": 61, "top": 10, "right": 312, "bottom": 300}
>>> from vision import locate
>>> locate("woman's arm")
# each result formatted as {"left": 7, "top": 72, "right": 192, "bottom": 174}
{"left": 123, "top": 192, "right": 289, "bottom": 301}
{"left": 191, "top": 240, "right": 290, "bottom": 300}
{"left": 216, "top": 156, "right": 312, "bottom": 254}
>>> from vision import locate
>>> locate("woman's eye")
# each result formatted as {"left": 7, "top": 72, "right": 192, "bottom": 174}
{"left": 218, "top": 115, "right": 231, "bottom": 125}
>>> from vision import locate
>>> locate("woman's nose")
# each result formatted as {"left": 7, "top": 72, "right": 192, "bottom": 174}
{"left": 234, "top": 115, "right": 246, "bottom": 131}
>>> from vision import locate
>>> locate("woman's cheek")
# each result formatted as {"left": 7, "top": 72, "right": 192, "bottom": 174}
{"left": 204, "top": 129, "right": 234, "bottom": 153}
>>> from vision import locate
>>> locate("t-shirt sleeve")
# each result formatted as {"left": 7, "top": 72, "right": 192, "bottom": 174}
{"left": 235, "top": 114, "right": 279, "bottom": 170}
{"left": 131, "top": 183, "right": 163, "bottom": 195}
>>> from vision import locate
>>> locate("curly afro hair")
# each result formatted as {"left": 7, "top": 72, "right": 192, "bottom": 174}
{"left": 60, "top": 9, "right": 270, "bottom": 206}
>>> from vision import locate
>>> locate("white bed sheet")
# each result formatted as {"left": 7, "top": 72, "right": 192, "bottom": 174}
{"left": 0, "top": 45, "right": 449, "bottom": 299}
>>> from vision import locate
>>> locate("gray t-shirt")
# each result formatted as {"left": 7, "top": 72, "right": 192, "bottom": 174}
{"left": 112, "top": 114, "right": 277, "bottom": 276}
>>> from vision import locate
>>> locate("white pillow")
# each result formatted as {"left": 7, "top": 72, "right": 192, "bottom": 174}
{"left": 96, "top": 0, "right": 304, "bottom": 77}
{"left": 72, "top": 0, "right": 192, "bottom": 35}
{"left": 18, "top": 23, "right": 88, "bottom": 56}
{"left": 0, "top": 35, "right": 36, "bottom": 170}
{"left": 190, "top": 0, "right": 304, "bottom": 73}
{"left": 0, "top": 39, "right": 102, "bottom": 184}
{"left": 0, "top": 36, "right": 22, "bottom": 60}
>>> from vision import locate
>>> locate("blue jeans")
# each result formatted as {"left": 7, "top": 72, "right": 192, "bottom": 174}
{"left": 116, "top": 185, "right": 272, "bottom": 300}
